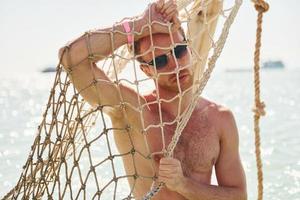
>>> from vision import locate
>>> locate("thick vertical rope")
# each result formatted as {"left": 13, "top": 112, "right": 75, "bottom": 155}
{"left": 251, "top": 1, "right": 269, "bottom": 200}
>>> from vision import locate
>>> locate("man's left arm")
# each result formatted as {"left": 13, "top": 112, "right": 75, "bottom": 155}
{"left": 158, "top": 109, "right": 247, "bottom": 200}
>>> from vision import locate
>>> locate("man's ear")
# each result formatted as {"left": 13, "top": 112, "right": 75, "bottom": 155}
{"left": 140, "top": 64, "right": 152, "bottom": 77}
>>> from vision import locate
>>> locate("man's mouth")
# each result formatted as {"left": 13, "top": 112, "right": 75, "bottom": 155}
{"left": 170, "top": 71, "right": 190, "bottom": 83}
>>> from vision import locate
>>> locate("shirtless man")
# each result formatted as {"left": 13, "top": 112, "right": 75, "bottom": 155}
{"left": 59, "top": 0, "right": 247, "bottom": 199}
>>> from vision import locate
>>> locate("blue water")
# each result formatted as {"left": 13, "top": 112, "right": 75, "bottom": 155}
{"left": 0, "top": 68, "right": 299, "bottom": 199}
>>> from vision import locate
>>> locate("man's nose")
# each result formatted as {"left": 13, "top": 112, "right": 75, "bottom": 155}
{"left": 166, "top": 52, "right": 180, "bottom": 70}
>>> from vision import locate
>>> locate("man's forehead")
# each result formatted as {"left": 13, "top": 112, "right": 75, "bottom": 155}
{"left": 139, "top": 32, "right": 183, "bottom": 52}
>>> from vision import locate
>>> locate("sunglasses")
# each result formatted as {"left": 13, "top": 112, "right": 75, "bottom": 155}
{"left": 145, "top": 44, "right": 188, "bottom": 69}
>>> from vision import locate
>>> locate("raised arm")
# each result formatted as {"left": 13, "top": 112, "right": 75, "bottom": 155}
{"left": 58, "top": 19, "right": 143, "bottom": 112}
{"left": 58, "top": 0, "right": 180, "bottom": 116}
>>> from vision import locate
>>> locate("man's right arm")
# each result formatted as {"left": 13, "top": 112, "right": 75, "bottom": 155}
{"left": 58, "top": 1, "right": 180, "bottom": 115}
{"left": 58, "top": 19, "right": 145, "bottom": 111}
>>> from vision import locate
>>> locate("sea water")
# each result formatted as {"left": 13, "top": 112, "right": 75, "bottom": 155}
{"left": 0, "top": 68, "right": 299, "bottom": 199}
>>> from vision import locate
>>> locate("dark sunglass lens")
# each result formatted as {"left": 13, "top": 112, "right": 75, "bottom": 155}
{"left": 174, "top": 45, "right": 187, "bottom": 58}
{"left": 154, "top": 55, "right": 168, "bottom": 69}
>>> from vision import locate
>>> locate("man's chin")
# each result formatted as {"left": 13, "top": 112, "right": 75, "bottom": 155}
{"left": 162, "top": 79, "right": 193, "bottom": 94}
{"left": 177, "top": 75, "right": 193, "bottom": 92}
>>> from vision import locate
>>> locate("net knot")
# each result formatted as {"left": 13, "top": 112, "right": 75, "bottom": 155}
{"left": 120, "top": 102, "right": 126, "bottom": 109}
{"left": 96, "top": 191, "right": 101, "bottom": 196}
{"left": 125, "top": 124, "right": 131, "bottom": 132}
{"left": 133, "top": 174, "right": 139, "bottom": 180}
{"left": 74, "top": 160, "right": 78, "bottom": 167}
{"left": 56, "top": 135, "right": 62, "bottom": 141}
{"left": 103, "top": 128, "right": 108, "bottom": 134}
{"left": 45, "top": 135, "right": 51, "bottom": 144}
{"left": 66, "top": 178, "right": 71, "bottom": 185}
{"left": 92, "top": 78, "right": 98, "bottom": 85}
{"left": 61, "top": 157, "right": 66, "bottom": 162}
{"left": 73, "top": 94, "right": 78, "bottom": 99}
{"left": 130, "top": 148, "right": 136, "bottom": 155}
{"left": 37, "top": 156, "right": 43, "bottom": 163}
{"left": 252, "top": 0, "right": 269, "bottom": 13}
{"left": 108, "top": 155, "right": 114, "bottom": 160}
{"left": 88, "top": 54, "right": 95, "bottom": 61}
{"left": 84, "top": 31, "right": 92, "bottom": 36}
{"left": 50, "top": 88, "right": 55, "bottom": 95}
{"left": 28, "top": 155, "right": 33, "bottom": 162}
{"left": 252, "top": 101, "right": 266, "bottom": 116}
{"left": 64, "top": 44, "right": 71, "bottom": 49}
{"left": 85, "top": 143, "right": 91, "bottom": 148}
{"left": 65, "top": 67, "right": 73, "bottom": 74}
{"left": 90, "top": 166, "right": 95, "bottom": 172}
{"left": 75, "top": 117, "right": 82, "bottom": 122}
{"left": 114, "top": 80, "right": 120, "bottom": 85}
{"left": 141, "top": 129, "right": 147, "bottom": 135}
{"left": 113, "top": 177, "right": 118, "bottom": 182}
{"left": 97, "top": 105, "right": 104, "bottom": 111}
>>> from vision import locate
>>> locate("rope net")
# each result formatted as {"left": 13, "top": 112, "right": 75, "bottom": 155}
{"left": 3, "top": 0, "right": 244, "bottom": 199}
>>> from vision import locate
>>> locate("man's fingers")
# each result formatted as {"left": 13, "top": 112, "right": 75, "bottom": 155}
{"left": 166, "top": 10, "right": 178, "bottom": 21}
{"left": 159, "top": 161, "right": 179, "bottom": 168}
{"left": 159, "top": 166, "right": 178, "bottom": 173}
{"left": 172, "top": 15, "right": 181, "bottom": 29}
{"left": 158, "top": 171, "right": 175, "bottom": 179}
{"left": 158, "top": 175, "right": 171, "bottom": 183}
{"left": 160, "top": 157, "right": 180, "bottom": 164}
{"left": 164, "top": 8, "right": 177, "bottom": 21}
{"left": 163, "top": 4, "right": 177, "bottom": 16}
{"left": 156, "top": 0, "right": 165, "bottom": 11}
{"left": 160, "top": 0, "right": 174, "bottom": 13}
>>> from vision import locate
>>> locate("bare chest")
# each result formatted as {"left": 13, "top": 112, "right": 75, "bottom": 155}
{"left": 146, "top": 112, "right": 220, "bottom": 177}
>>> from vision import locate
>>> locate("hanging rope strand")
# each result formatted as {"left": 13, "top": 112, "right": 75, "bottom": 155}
{"left": 251, "top": 1, "right": 269, "bottom": 200}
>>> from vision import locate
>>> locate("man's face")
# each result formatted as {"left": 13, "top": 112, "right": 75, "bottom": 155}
{"left": 139, "top": 31, "right": 193, "bottom": 93}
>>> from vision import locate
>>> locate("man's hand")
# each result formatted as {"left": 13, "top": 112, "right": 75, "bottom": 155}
{"left": 156, "top": 0, "right": 179, "bottom": 22}
{"left": 138, "top": 0, "right": 180, "bottom": 37}
{"left": 158, "top": 157, "right": 185, "bottom": 191}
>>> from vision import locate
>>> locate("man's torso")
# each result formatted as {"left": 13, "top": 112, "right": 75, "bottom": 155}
{"left": 110, "top": 97, "right": 221, "bottom": 199}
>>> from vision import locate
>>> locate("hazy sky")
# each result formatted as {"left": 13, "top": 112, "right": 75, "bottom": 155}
{"left": 0, "top": 0, "right": 299, "bottom": 74}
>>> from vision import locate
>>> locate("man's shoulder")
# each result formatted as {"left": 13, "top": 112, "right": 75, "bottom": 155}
{"left": 198, "top": 97, "right": 233, "bottom": 116}
{"left": 197, "top": 98, "right": 236, "bottom": 133}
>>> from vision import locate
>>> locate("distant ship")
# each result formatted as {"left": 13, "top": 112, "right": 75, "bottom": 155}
{"left": 41, "top": 66, "right": 57, "bottom": 73}
{"left": 262, "top": 60, "right": 285, "bottom": 69}
{"left": 225, "top": 68, "right": 252, "bottom": 73}
{"left": 226, "top": 60, "right": 285, "bottom": 72}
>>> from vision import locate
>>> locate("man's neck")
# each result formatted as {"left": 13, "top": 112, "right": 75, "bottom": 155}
{"left": 152, "top": 87, "right": 193, "bottom": 118}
